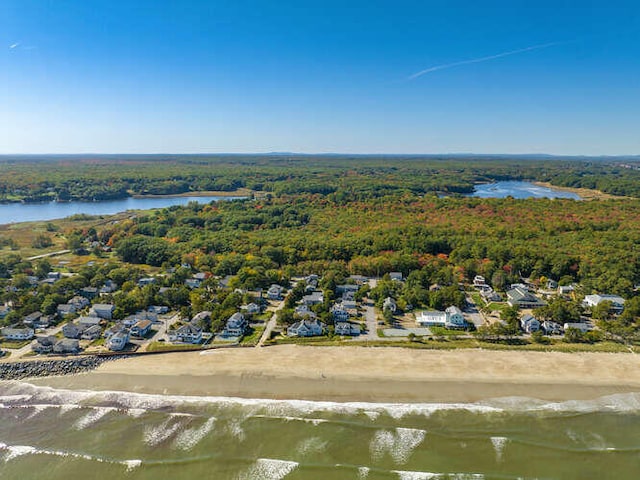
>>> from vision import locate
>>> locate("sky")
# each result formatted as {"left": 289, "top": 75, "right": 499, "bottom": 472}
{"left": 1, "top": 0, "right": 639, "bottom": 155}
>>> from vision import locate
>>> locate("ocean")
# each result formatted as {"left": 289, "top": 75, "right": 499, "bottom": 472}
{"left": 1, "top": 381, "right": 639, "bottom": 479}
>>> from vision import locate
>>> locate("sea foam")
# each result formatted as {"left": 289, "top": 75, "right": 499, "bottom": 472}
{"left": 237, "top": 458, "right": 299, "bottom": 480}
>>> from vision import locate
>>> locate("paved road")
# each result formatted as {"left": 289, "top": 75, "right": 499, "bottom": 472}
{"left": 257, "top": 300, "right": 285, "bottom": 347}
{"left": 353, "top": 299, "right": 379, "bottom": 341}
{"left": 27, "top": 250, "right": 71, "bottom": 261}
{"left": 465, "top": 294, "right": 487, "bottom": 328}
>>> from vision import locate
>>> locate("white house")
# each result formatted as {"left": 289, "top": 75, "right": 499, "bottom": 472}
{"left": 583, "top": 294, "right": 625, "bottom": 313}
{"left": 130, "top": 319, "right": 152, "bottom": 337}
{"left": 267, "top": 284, "right": 284, "bottom": 300}
{"left": 417, "top": 306, "right": 467, "bottom": 329}
{"left": 302, "top": 291, "right": 324, "bottom": 306}
{"left": 107, "top": 330, "right": 129, "bottom": 351}
{"left": 80, "top": 324, "right": 102, "bottom": 340}
{"left": 169, "top": 324, "right": 203, "bottom": 344}
{"left": 287, "top": 318, "right": 326, "bottom": 337}
{"left": 444, "top": 306, "right": 466, "bottom": 328}
{"left": 506, "top": 287, "right": 547, "bottom": 309}
{"left": 520, "top": 314, "right": 541, "bottom": 333}
{"left": 564, "top": 322, "right": 592, "bottom": 333}
{"left": 383, "top": 297, "right": 397, "bottom": 313}
{"left": 473, "top": 275, "right": 486, "bottom": 287}
{"left": 2, "top": 327, "right": 34, "bottom": 341}
{"left": 222, "top": 312, "right": 247, "bottom": 337}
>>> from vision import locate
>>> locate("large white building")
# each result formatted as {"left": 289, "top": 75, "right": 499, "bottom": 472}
{"left": 416, "top": 306, "right": 466, "bottom": 329}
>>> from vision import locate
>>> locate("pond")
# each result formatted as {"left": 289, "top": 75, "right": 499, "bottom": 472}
{"left": 469, "top": 181, "right": 582, "bottom": 200}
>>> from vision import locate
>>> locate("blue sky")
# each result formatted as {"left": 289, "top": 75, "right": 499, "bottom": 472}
{"left": 1, "top": 0, "right": 639, "bottom": 154}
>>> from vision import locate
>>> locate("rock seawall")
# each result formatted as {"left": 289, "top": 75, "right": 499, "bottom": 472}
{"left": 0, "top": 356, "right": 124, "bottom": 380}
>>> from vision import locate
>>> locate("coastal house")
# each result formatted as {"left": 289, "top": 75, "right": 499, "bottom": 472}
{"left": 416, "top": 306, "right": 467, "bottom": 329}
{"left": 222, "top": 312, "right": 247, "bottom": 337}
{"left": 57, "top": 304, "right": 76, "bottom": 317}
{"left": 62, "top": 322, "right": 84, "bottom": 339}
{"left": 32, "top": 336, "right": 57, "bottom": 354}
{"left": 563, "top": 322, "right": 592, "bottom": 333}
{"left": 558, "top": 285, "right": 575, "bottom": 296}
{"left": 100, "top": 280, "right": 117, "bottom": 295}
{"left": 287, "top": 318, "right": 326, "bottom": 337}
{"left": 123, "top": 310, "right": 158, "bottom": 327}
{"left": 480, "top": 288, "right": 501, "bottom": 302}
{"left": 80, "top": 286, "right": 99, "bottom": 299}
{"left": 47, "top": 272, "right": 62, "bottom": 281}
{"left": 137, "top": 277, "right": 156, "bottom": 287}
{"left": 389, "top": 272, "right": 403, "bottom": 281}
{"left": 90, "top": 304, "right": 115, "bottom": 320}
{"left": 520, "top": 314, "right": 541, "bottom": 333}
{"left": 103, "top": 323, "right": 127, "bottom": 339}
{"left": 542, "top": 321, "right": 563, "bottom": 335}
{"left": 80, "top": 324, "right": 103, "bottom": 340}
{"left": 53, "top": 338, "right": 80, "bottom": 354}
{"left": 23, "top": 311, "right": 42, "bottom": 327}
{"left": 546, "top": 279, "right": 558, "bottom": 290}
{"left": 294, "top": 304, "right": 317, "bottom": 320}
{"left": 336, "top": 284, "right": 359, "bottom": 295}
{"left": 130, "top": 319, "right": 153, "bottom": 337}
{"left": 331, "top": 303, "right": 350, "bottom": 322}
{"left": 267, "top": 284, "right": 284, "bottom": 300}
{"left": 1, "top": 326, "right": 35, "bottom": 341}
{"left": 444, "top": 306, "right": 466, "bottom": 328}
{"left": 473, "top": 275, "right": 487, "bottom": 287}
{"left": 240, "top": 303, "right": 261, "bottom": 315}
{"left": 77, "top": 316, "right": 102, "bottom": 327}
{"left": 169, "top": 324, "right": 203, "bottom": 344}
{"left": 506, "top": 287, "right": 547, "bottom": 309}
{"left": 302, "top": 291, "right": 324, "bottom": 306}
{"left": 69, "top": 295, "right": 91, "bottom": 310}
{"left": 383, "top": 297, "right": 397, "bottom": 313}
{"left": 583, "top": 294, "right": 625, "bottom": 313}
{"left": 149, "top": 305, "right": 169, "bottom": 314}
{"left": 334, "top": 321, "right": 360, "bottom": 336}
{"left": 191, "top": 311, "right": 211, "bottom": 327}
{"left": 185, "top": 278, "right": 202, "bottom": 289}
{"left": 107, "top": 330, "right": 129, "bottom": 351}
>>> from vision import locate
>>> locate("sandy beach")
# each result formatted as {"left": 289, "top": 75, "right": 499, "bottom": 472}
{"left": 28, "top": 346, "right": 640, "bottom": 403}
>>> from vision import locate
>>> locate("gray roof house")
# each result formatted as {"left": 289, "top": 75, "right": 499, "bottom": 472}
{"left": 383, "top": 297, "right": 397, "bottom": 313}
{"left": 62, "top": 322, "right": 85, "bottom": 339}
{"left": 90, "top": 304, "right": 115, "bottom": 320}
{"left": 267, "top": 284, "right": 284, "bottom": 300}
{"left": 302, "top": 291, "right": 324, "bottom": 306}
{"left": 287, "top": 318, "right": 326, "bottom": 337}
{"left": 334, "top": 321, "right": 360, "bottom": 336}
{"left": 520, "top": 314, "right": 541, "bottom": 333}
{"left": 53, "top": 338, "right": 80, "bottom": 354}
{"left": 32, "top": 336, "right": 57, "bottom": 354}
{"left": 506, "top": 287, "right": 547, "bottom": 309}
{"left": 80, "top": 324, "right": 103, "bottom": 340}
{"left": 2, "top": 327, "right": 35, "bottom": 341}
{"left": 222, "top": 312, "right": 247, "bottom": 337}
{"left": 169, "top": 324, "right": 203, "bottom": 344}
{"left": 107, "top": 330, "right": 129, "bottom": 351}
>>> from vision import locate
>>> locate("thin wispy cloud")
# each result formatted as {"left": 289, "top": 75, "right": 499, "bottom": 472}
{"left": 9, "top": 43, "right": 20, "bottom": 49}
{"left": 408, "top": 42, "right": 561, "bottom": 80}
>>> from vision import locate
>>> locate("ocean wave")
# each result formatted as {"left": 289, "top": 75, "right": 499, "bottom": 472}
{"left": 237, "top": 458, "right": 298, "bottom": 480}
{"left": 0, "top": 441, "right": 142, "bottom": 471}
{"left": 4, "top": 381, "right": 640, "bottom": 419}
{"left": 173, "top": 417, "right": 217, "bottom": 450}
{"left": 144, "top": 417, "right": 188, "bottom": 446}
{"left": 393, "top": 471, "right": 485, "bottom": 480}
{"left": 370, "top": 427, "right": 426, "bottom": 465}
{"left": 490, "top": 436, "right": 508, "bottom": 462}
{"left": 295, "top": 436, "right": 327, "bottom": 456}
{"left": 73, "top": 406, "right": 117, "bottom": 430}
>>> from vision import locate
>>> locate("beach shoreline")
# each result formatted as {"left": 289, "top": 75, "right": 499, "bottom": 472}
{"left": 28, "top": 345, "right": 640, "bottom": 403}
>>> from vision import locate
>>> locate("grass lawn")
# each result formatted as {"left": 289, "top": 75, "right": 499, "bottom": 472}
{"left": 146, "top": 342, "right": 203, "bottom": 353}
{"left": 240, "top": 326, "right": 264, "bottom": 346}
{"left": 0, "top": 339, "right": 31, "bottom": 349}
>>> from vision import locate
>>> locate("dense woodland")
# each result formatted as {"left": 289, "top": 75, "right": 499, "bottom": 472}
{"left": 1, "top": 156, "right": 640, "bottom": 343}
{"left": 1, "top": 154, "right": 640, "bottom": 202}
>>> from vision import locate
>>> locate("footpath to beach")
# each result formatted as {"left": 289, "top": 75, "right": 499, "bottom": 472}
{"left": 28, "top": 345, "right": 640, "bottom": 403}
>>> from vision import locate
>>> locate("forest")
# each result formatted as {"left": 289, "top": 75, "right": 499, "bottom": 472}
{"left": 1, "top": 154, "right": 640, "bottom": 202}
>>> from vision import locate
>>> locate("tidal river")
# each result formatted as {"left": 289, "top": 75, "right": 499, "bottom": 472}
{"left": 0, "top": 196, "right": 242, "bottom": 226}
{"left": 1, "top": 381, "right": 639, "bottom": 479}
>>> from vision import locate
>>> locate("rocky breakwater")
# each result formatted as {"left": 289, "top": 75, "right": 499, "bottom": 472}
{"left": 0, "top": 356, "right": 122, "bottom": 380}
